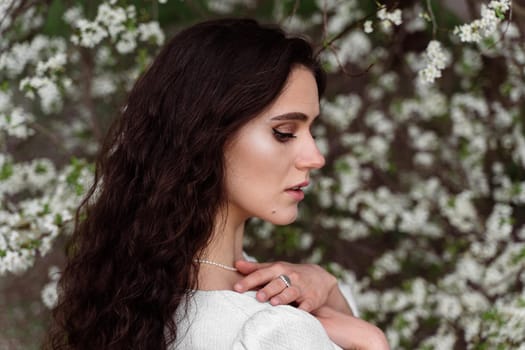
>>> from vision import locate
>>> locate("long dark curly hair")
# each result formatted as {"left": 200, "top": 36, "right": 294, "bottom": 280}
{"left": 46, "top": 18, "right": 325, "bottom": 349}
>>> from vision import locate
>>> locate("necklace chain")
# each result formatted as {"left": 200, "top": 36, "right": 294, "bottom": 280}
{"left": 194, "top": 259, "right": 238, "bottom": 272}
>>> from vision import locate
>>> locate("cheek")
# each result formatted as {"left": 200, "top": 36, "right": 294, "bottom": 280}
{"left": 225, "top": 130, "right": 292, "bottom": 213}
{"left": 224, "top": 132, "right": 300, "bottom": 225}
{"left": 229, "top": 132, "right": 286, "bottom": 183}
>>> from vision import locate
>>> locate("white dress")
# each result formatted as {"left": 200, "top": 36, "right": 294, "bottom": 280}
{"left": 172, "top": 290, "right": 343, "bottom": 349}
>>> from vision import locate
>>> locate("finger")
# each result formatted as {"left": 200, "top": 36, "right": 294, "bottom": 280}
{"left": 270, "top": 286, "right": 300, "bottom": 306}
{"left": 298, "top": 300, "right": 314, "bottom": 312}
{"left": 233, "top": 265, "right": 283, "bottom": 292}
{"left": 234, "top": 260, "right": 271, "bottom": 275}
{"left": 255, "top": 277, "right": 292, "bottom": 302}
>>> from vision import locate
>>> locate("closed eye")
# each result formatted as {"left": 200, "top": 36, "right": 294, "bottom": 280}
{"left": 272, "top": 128, "right": 296, "bottom": 142}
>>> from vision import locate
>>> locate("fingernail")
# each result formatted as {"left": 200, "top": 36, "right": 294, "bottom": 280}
{"left": 234, "top": 283, "right": 242, "bottom": 291}
{"left": 270, "top": 297, "right": 280, "bottom": 305}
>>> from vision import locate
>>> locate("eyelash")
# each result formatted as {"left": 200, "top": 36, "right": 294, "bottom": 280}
{"left": 272, "top": 128, "right": 296, "bottom": 142}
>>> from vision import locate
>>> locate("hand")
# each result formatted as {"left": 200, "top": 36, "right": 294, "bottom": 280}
{"left": 312, "top": 306, "right": 390, "bottom": 350}
{"left": 233, "top": 260, "right": 353, "bottom": 314}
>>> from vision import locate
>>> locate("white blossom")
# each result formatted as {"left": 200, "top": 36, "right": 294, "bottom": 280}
{"left": 486, "top": 204, "right": 513, "bottom": 241}
{"left": 440, "top": 191, "right": 479, "bottom": 232}
{"left": 419, "top": 40, "right": 450, "bottom": 84}
{"left": 91, "top": 75, "right": 117, "bottom": 97}
{"left": 138, "top": 22, "right": 165, "bottom": 46}
{"left": 0, "top": 107, "right": 34, "bottom": 138}
{"left": 41, "top": 279, "right": 58, "bottom": 309}
{"left": 322, "top": 94, "right": 362, "bottom": 129}
{"left": 72, "top": 19, "right": 108, "bottom": 48}
{"left": 116, "top": 31, "right": 137, "bottom": 54}
{"left": 321, "top": 0, "right": 363, "bottom": 34}
{"left": 363, "top": 20, "right": 373, "bottom": 34}
{"left": 20, "top": 76, "right": 63, "bottom": 114}
{"left": 322, "top": 30, "right": 371, "bottom": 68}
{"left": 454, "top": 0, "right": 511, "bottom": 43}
{"left": 377, "top": 7, "right": 403, "bottom": 32}
{"left": 96, "top": 3, "right": 127, "bottom": 40}
{"left": 207, "top": 0, "right": 256, "bottom": 14}
{"left": 1, "top": 1, "right": 525, "bottom": 348}
{"left": 63, "top": 5, "right": 82, "bottom": 25}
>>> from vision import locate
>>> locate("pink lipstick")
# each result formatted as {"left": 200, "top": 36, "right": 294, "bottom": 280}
{"left": 285, "top": 181, "right": 309, "bottom": 201}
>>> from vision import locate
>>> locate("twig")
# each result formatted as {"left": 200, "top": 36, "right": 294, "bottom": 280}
{"left": 152, "top": 0, "right": 159, "bottom": 21}
{"left": 79, "top": 48, "right": 103, "bottom": 144}
{"left": 278, "top": 0, "right": 301, "bottom": 27}
{"left": 327, "top": 44, "right": 374, "bottom": 78}
{"left": 0, "top": 0, "right": 17, "bottom": 32}
{"left": 426, "top": 0, "right": 437, "bottom": 38}
{"left": 0, "top": 0, "right": 54, "bottom": 52}
{"left": 291, "top": 0, "right": 302, "bottom": 24}
{"left": 501, "top": 0, "right": 514, "bottom": 39}
{"left": 317, "top": 11, "right": 377, "bottom": 56}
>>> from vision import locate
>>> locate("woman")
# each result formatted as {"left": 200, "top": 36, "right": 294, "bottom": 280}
{"left": 48, "top": 18, "right": 389, "bottom": 350}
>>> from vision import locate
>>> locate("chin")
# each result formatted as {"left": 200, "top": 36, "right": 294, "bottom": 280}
{"left": 265, "top": 210, "right": 298, "bottom": 226}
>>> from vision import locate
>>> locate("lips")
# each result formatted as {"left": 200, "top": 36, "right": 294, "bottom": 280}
{"left": 285, "top": 181, "right": 309, "bottom": 201}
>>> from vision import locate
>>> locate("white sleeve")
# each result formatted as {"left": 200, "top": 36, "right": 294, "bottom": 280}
{"left": 232, "top": 306, "right": 342, "bottom": 350}
{"left": 338, "top": 281, "right": 360, "bottom": 317}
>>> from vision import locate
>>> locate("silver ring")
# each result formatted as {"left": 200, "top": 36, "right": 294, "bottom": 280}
{"left": 278, "top": 274, "right": 292, "bottom": 288}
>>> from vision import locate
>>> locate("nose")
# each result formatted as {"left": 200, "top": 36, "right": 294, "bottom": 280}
{"left": 295, "top": 135, "right": 325, "bottom": 170}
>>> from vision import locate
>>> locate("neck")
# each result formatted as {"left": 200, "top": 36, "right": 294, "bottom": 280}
{"left": 205, "top": 213, "right": 245, "bottom": 264}
{"left": 196, "top": 208, "right": 247, "bottom": 290}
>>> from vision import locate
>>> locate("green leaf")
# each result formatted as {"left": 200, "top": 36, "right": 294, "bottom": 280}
{"left": 0, "top": 161, "right": 14, "bottom": 180}
{"left": 334, "top": 159, "right": 351, "bottom": 172}
{"left": 511, "top": 182, "right": 522, "bottom": 196}
{"left": 136, "top": 48, "right": 149, "bottom": 72}
{"left": 21, "top": 239, "right": 41, "bottom": 250}
{"left": 481, "top": 309, "right": 502, "bottom": 323}
{"left": 54, "top": 213, "right": 63, "bottom": 226}
{"left": 0, "top": 81, "right": 9, "bottom": 92}
{"left": 74, "top": 183, "right": 84, "bottom": 195}
{"left": 41, "top": 203, "right": 51, "bottom": 215}
{"left": 66, "top": 157, "right": 83, "bottom": 186}
{"left": 518, "top": 298, "right": 525, "bottom": 308}
{"left": 511, "top": 247, "right": 525, "bottom": 264}
{"left": 274, "top": 226, "right": 301, "bottom": 255}
{"left": 35, "top": 162, "right": 48, "bottom": 174}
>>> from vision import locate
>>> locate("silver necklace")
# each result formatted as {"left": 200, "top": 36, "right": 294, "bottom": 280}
{"left": 194, "top": 259, "right": 238, "bottom": 272}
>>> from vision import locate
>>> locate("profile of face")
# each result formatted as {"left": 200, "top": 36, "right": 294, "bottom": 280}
{"left": 224, "top": 66, "right": 325, "bottom": 225}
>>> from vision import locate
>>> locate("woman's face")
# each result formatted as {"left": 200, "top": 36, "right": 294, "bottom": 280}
{"left": 224, "top": 66, "right": 325, "bottom": 225}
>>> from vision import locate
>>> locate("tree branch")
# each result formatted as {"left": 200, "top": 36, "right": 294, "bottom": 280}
{"left": 79, "top": 48, "right": 103, "bottom": 145}
{"left": 426, "top": 0, "right": 438, "bottom": 38}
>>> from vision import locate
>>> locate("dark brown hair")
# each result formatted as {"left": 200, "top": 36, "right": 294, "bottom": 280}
{"left": 47, "top": 18, "right": 325, "bottom": 349}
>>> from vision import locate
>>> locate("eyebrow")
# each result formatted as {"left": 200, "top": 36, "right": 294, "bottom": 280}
{"left": 270, "top": 112, "right": 319, "bottom": 122}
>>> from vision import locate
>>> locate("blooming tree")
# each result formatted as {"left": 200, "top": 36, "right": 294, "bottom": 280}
{"left": 1, "top": 0, "right": 524, "bottom": 348}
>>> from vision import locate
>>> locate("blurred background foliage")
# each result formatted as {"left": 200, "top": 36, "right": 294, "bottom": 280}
{"left": 1, "top": 0, "right": 524, "bottom": 349}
